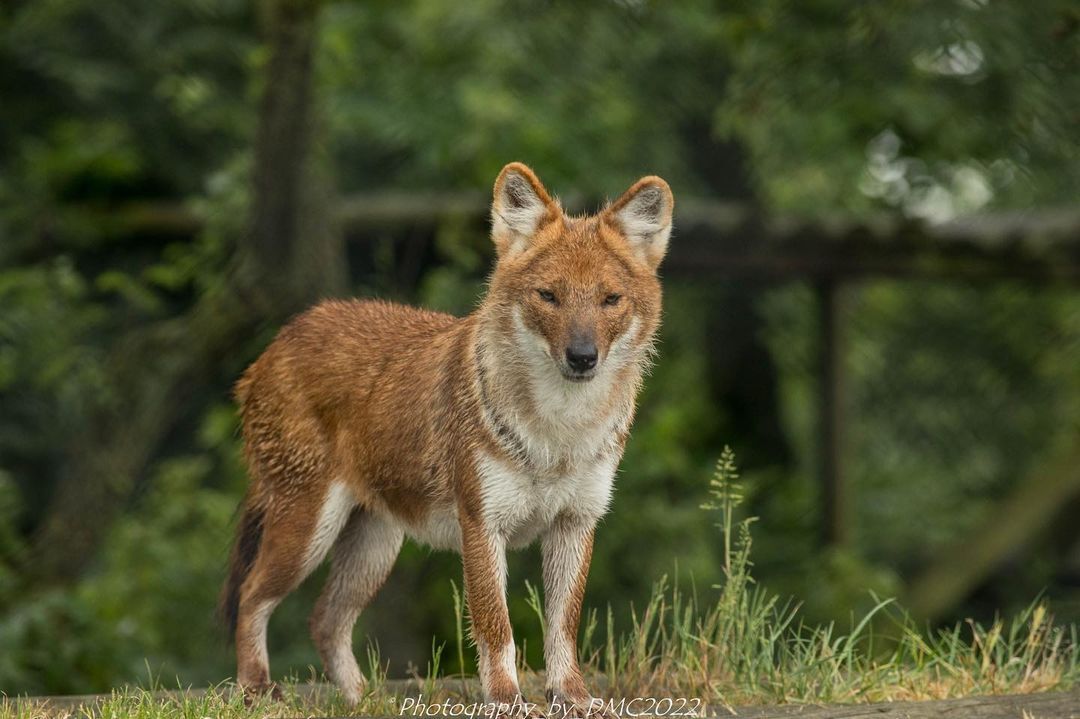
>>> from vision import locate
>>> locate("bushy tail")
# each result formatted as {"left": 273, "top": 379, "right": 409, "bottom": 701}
{"left": 219, "top": 501, "right": 265, "bottom": 640}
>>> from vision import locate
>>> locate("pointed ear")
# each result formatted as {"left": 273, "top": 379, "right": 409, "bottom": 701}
{"left": 491, "top": 162, "right": 558, "bottom": 259}
{"left": 606, "top": 176, "right": 674, "bottom": 270}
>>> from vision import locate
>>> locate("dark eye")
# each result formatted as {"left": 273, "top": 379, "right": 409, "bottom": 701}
{"left": 538, "top": 289, "right": 558, "bottom": 304}
{"left": 603, "top": 293, "right": 622, "bottom": 307}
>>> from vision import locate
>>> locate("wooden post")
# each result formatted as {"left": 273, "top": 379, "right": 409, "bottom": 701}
{"left": 818, "top": 280, "right": 847, "bottom": 546}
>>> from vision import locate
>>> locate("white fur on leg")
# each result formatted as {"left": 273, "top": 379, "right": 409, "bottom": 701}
{"left": 542, "top": 518, "right": 593, "bottom": 694}
{"left": 478, "top": 641, "right": 519, "bottom": 696}
{"left": 474, "top": 532, "right": 522, "bottom": 700}
{"left": 313, "top": 511, "right": 404, "bottom": 705}
{"left": 239, "top": 596, "right": 282, "bottom": 686}
{"left": 304, "top": 481, "right": 356, "bottom": 574}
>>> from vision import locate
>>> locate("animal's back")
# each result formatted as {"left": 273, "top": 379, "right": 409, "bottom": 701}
{"left": 235, "top": 299, "right": 464, "bottom": 501}
{"left": 237, "top": 299, "right": 457, "bottom": 398}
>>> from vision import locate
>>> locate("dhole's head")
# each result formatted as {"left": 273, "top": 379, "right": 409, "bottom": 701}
{"left": 485, "top": 162, "right": 673, "bottom": 383}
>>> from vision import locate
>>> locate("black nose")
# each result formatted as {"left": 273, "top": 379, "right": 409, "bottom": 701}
{"left": 565, "top": 342, "right": 598, "bottom": 372}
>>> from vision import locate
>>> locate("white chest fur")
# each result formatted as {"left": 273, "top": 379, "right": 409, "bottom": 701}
{"left": 400, "top": 451, "right": 617, "bottom": 552}
{"left": 402, "top": 311, "right": 640, "bottom": 552}
{"left": 476, "top": 450, "right": 618, "bottom": 549}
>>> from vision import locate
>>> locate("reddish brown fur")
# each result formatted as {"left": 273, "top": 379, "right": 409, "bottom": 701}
{"left": 222, "top": 163, "right": 673, "bottom": 710}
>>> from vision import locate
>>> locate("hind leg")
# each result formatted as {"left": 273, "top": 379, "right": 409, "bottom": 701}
{"left": 310, "top": 508, "right": 403, "bottom": 704}
{"left": 236, "top": 481, "right": 356, "bottom": 698}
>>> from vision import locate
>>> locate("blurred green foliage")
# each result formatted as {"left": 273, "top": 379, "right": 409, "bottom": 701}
{"left": 1, "top": 0, "right": 1078, "bottom": 696}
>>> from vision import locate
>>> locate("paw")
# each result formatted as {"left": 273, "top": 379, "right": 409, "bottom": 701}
{"left": 335, "top": 677, "right": 367, "bottom": 706}
{"left": 241, "top": 681, "right": 285, "bottom": 706}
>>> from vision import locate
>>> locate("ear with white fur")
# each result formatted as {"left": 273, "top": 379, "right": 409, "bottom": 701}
{"left": 606, "top": 176, "right": 674, "bottom": 270}
{"left": 491, "top": 162, "right": 557, "bottom": 259}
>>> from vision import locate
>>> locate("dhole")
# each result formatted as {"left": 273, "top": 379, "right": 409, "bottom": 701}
{"left": 221, "top": 163, "right": 674, "bottom": 714}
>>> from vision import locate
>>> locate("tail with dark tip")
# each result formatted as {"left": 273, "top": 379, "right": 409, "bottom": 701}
{"left": 219, "top": 501, "right": 265, "bottom": 640}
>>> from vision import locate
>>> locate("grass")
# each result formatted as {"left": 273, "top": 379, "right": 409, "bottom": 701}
{"left": 4, "top": 447, "right": 1078, "bottom": 718}
{"left": 572, "top": 448, "right": 1079, "bottom": 708}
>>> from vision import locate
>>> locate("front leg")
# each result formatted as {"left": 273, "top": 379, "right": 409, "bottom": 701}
{"left": 459, "top": 507, "right": 527, "bottom": 713}
{"left": 543, "top": 515, "right": 608, "bottom": 717}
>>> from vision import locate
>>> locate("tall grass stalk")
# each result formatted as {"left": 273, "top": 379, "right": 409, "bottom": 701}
{"left": 451, "top": 579, "right": 467, "bottom": 680}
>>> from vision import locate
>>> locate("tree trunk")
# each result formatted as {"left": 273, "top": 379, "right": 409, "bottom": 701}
{"left": 29, "top": 0, "right": 341, "bottom": 582}
{"left": 235, "top": 0, "right": 345, "bottom": 312}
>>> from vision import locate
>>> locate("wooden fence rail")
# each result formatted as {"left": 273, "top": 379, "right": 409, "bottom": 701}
{"left": 35, "top": 195, "right": 1080, "bottom": 282}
